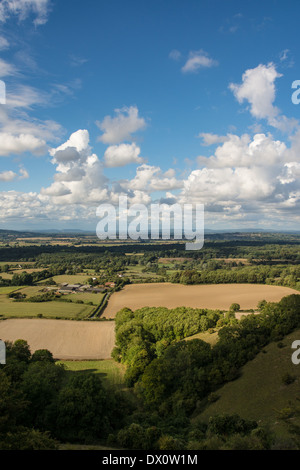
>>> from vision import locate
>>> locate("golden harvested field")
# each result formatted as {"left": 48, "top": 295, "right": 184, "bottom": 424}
{"left": 0, "top": 319, "right": 115, "bottom": 360}
{"left": 12, "top": 268, "right": 45, "bottom": 274}
{"left": 0, "top": 273, "right": 13, "bottom": 279}
{"left": 213, "top": 258, "right": 250, "bottom": 264}
{"left": 158, "top": 257, "right": 193, "bottom": 263}
{"left": 103, "top": 282, "right": 299, "bottom": 318}
{"left": 51, "top": 274, "right": 92, "bottom": 284}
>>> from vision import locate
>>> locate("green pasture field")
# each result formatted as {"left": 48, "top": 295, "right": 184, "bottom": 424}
{"left": 0, "top": 285, "right": 101, "bottom": 318}
{"left": 17, "top": 286, "right": 46, "bottom": 296}
{"left": 0, "top": 295, "right": 94, "bottom": 319}
{"left": 125, "top": 265, "right": 144, "bottom": 272}
{"left": 125, "top": 265, "right": 160, "bottom": 279}
{"left": 63, "top": 292, "right": 105, "bottom": 305}
{"left": 0, "top": 286, "right": 26, "bottom": 295}
{"left": 165, "top": 269, "right": 178, "bottom": 276}
{"left": 57, "top": 359, "right": 126, "bottom": 388}
{"left": 18, "top": 285, "right": 105, "bottom": 305}
{"left": 186, "top": 330, "right": 219, "bottom": 347}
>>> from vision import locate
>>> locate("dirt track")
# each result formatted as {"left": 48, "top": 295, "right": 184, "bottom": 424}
{"left": 103, "top": 283, "right": 299, "bottom": 318}
{"left": 0, "top": 319, "right": 115, "bottom": 360}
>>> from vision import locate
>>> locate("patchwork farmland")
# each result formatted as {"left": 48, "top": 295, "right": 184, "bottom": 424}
{"left": 1, "top": 282, "right": 298, "bottom": 360}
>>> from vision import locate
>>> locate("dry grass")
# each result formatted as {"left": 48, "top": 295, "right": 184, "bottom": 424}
{"left": 51, "top": 274, "right": 92, "bottom": 284}
{"left": 12, "top": 268, "right": 45, "bottom": 274}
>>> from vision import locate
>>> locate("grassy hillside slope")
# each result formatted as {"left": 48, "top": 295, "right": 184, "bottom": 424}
{"left": 197, "top": 328, "right": 300, "bottom": 438}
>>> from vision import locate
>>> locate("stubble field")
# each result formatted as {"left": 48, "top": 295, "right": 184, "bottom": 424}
{"left": 103, "top": 282, "right": 299, "bottom": 318}
{"left": 0, "top": 319, "right": 115, "bottom": 360}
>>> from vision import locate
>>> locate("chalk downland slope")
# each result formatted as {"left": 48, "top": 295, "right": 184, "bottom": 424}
{"left": 197, "top": 328, "right": 300, "bottom": 439}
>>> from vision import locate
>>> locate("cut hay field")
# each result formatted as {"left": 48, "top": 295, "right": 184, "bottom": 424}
{"left": 12, "top": 268, "right": 45, "bottom": 274}
{"left": 103, "top": 283, "right": 299, "bottom": 318}
{"left": 0, "top": 319, "right": 115, "bottom": 360}
{"left": 0, "top": 273, "right": 13, "bottom": 279}
{"left": 50, "top": 274, "right": 93, "bottom": 285}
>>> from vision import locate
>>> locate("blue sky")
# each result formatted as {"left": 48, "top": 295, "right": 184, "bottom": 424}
{"left": 0, "top": 0, "right": 300, "bottom": 231}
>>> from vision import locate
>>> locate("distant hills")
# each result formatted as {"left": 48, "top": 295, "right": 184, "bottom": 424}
{"left": 0, "top": 228, "right": 300, "bottom": 238}
{"left": 0, "top": 229, "right": 94, "bottom": 237}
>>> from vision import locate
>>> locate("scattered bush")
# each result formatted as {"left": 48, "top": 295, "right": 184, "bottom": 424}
{"left": 281, "top": 373, "right": 296, "bottom": 385}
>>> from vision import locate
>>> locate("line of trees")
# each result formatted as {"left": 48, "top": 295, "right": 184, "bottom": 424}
{"left": 169, "top": 265, "right": 300, "bottom": 289}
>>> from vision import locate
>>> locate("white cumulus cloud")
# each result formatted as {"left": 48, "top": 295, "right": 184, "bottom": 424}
{"left": 104, "top": 143, "right": 144, "bottom": 168}
{"left": 0, "top": 170, "right": 17, "bottom": 181}
{"left": 44, "top": 129, "right": 109, "bottom": 205}
{"left": 182, "top": 50, "right": 218, "bottom": 73}
{"left": 0, "top": 132, "right": 46, "bottom": 156}
{"left": 229, "top": 62, "right": 297, "bottom": 132}
{"left": 96, "top": 106, "right": 146, "bottom": 144}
